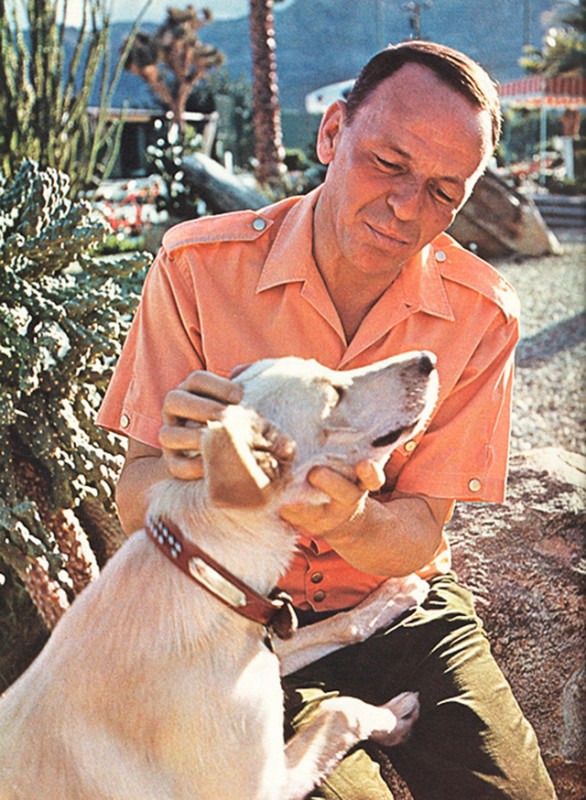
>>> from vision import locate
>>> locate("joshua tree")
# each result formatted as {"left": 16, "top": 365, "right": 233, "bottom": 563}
{"left": 123, "top": 6, "right": 224, "bottom": 135}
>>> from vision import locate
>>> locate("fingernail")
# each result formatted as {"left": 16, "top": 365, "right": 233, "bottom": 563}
{"left": 228, "top": 386, "right": 244, "bottom": 404}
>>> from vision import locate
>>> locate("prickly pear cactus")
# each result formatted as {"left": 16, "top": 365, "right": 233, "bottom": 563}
{"left": 0, "top": 161, "right": 150, "bottom": 641}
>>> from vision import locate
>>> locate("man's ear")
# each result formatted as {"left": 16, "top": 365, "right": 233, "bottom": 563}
{"left": 201, "top": 405, "right": 295, "bottom": 507}
{"left": 316, "top": 100, "right": 346, "bottom": 165}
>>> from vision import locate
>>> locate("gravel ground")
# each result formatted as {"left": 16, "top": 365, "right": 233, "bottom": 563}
{"left": 493, "top": 234, "right": 585, "bottom": 456}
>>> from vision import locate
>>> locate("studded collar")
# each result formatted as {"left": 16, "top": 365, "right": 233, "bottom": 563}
{"left": 145, "top": 517, "right": 297, "bottom": 640}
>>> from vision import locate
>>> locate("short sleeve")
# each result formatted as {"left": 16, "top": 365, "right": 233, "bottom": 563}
{"left": 387, "top": 310, "right": 519, "bottom": 503}
{"left": 96, "top": 247, "right": 203, "bottom": 447}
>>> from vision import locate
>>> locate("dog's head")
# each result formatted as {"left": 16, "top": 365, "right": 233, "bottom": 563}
{"left": 201, "top": 352, "right": 438, "bottom": 508}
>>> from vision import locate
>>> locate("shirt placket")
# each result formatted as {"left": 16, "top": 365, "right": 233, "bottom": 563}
{"left": 304, "top": 540, "right": 332, "bottom": 608}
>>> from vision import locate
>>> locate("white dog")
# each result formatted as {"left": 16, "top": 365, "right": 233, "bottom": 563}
{"left": 0, "top": 352, "right": 438, "bottom": 800}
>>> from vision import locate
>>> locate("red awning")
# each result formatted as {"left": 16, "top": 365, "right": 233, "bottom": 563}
{"left": 499, "top": 74, "right": 586, "bottom": 108}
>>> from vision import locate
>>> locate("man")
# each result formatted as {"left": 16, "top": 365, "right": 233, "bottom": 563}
{"left": 97, "top": 41, "right": 556, "bottom": 799}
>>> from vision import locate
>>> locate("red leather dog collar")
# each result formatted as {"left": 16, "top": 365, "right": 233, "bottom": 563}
{"left": 145, "top": 516, "right": 297, "bottom": 640}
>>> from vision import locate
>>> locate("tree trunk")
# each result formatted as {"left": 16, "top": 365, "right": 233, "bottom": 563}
{"left": 248, "top": 0, "right": 285, "bottom": 184}
{"left": 182, "top": 152, "right": 269, "bottom": 213}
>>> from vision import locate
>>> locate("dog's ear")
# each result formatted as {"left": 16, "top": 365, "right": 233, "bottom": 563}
{"left": 201, "top": 405, "right": 296, "bottom": 507}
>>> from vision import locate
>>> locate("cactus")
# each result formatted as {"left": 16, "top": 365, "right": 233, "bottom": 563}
{"left": 0, "top": 161, "right": 150, "bottom": 651}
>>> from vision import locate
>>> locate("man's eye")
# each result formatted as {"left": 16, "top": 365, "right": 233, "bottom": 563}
{"left": 376, "top": 156, "right": 401, "bottom": 171}
{"left": 432, "top": 186, "right": 455, "bottom": 204}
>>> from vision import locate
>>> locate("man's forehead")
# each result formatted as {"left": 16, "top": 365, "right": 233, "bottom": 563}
{"left": 362, "top": 63, "right": 475, "bottom": 115}
{"left": 351, "top": 64, "right": 492, "bottom": 163}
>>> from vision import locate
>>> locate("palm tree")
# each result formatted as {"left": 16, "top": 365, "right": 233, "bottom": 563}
{"left": 248, "top": 0, "right": 285, "bottom": 183}
{"left": 519, "top": 0, "right": 585, "bottom": 77}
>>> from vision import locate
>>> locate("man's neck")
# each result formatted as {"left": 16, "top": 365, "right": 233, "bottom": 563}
{"left": 312, "top": 235, "right": 403, "bottom": 344}
{"left": 311, "top": 190, "right": 406, "bottom": 343}
{"left": 322, "top": 272, "right": 390, "bottom": 342}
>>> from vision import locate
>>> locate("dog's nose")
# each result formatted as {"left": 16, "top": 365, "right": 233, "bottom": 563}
{"left": 418, "top": 351, "right": 437, "bottom": 375}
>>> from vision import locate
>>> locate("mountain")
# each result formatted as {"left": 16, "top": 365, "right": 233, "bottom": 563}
{"left": 105, "top": 0, "right": 557, "bottom": 112}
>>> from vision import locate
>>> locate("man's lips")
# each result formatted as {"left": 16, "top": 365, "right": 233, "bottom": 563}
{"left": 366, "top": 222, "right": 411, "bottom": 246}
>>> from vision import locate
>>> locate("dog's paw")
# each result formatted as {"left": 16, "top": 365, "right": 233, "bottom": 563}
{"left": 374, "top": 574, "right": 429, "bottom": 612}
{"left": 372, "top": 691, "right": 420, "bottom": 747}
{"left": 345, "top": 575, "right": 429, "bottom": 644}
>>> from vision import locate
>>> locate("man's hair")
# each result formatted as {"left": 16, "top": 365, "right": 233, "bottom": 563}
{"left": 345, "top": 41, "right": 501, "bottom": 150}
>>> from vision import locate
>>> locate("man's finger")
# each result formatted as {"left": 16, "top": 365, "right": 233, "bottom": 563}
{"left": 356, "top": 459, "right": 386, "bottom": 492}
{"left": 158, "top": 422, "right": 203, "bottom": 453}
{"left": 307, "top": 466, "right": 365, "bottom": 505}
{"left": 164, "top": 451, "right": 204, "bottom": 481}
{"left": 179, "top": 371, "right": 243, "bottom": 404}
{"left": 162, "top": 389, "right": 225, "bottom": 425}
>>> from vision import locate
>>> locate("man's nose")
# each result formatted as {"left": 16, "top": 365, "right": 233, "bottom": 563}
{"left": 387, "top": 178, "right": 423, "bottom": 221}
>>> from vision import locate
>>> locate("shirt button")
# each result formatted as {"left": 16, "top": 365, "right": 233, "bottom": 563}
{"left": 468, "top": 478, "right": 482, "bottom": 492}
{"left": 435, "top": 249, "right": 447, "bottom": 262}
{"left": 252, "top": 218, "right": 266, "bottom": 231}
{"left": 120, "top": 413, "right": 130, "bottom": 429}
{"left": 404, "top": 440, "right": 417, "bottom": 453}
{"left": 310, "top": 572, "right": 323, "bottom": 584}
{"left": 313, "top": 590, "right": 326, "bottom": 603}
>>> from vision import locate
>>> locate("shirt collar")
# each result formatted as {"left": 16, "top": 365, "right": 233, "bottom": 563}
{"left": 397, "top": 243, "right": 455, "bottom": 321}
{"left": 257, "top": 185, "right": 455, "bottom": 322}
{"left": 256, "top": 188, "right": 320, "bottom": 292}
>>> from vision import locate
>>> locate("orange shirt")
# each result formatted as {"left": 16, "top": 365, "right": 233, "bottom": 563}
{"left": 97, "top": 187, "right": 519, "bottom": 611}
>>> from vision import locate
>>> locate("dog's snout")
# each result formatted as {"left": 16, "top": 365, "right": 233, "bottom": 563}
{"left": 418, "top": 352, "right": 436, "bottom": 375}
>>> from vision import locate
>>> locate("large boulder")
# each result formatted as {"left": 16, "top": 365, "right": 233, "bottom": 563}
{"left": 449, "top": 170, "right": 562, "bottom": 259}
{"left": 449, "top": 448, "right": 585, "bottom": 799}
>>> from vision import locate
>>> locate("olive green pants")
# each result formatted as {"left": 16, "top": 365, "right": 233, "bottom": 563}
{"left": 283, "top": 573, "right": 557, "bottom": 800}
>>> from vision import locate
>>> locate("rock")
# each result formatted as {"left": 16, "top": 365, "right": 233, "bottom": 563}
{"left": 449, "top": 170, "right": 562, "bottom": 259}
{"left": 333, "top": 448, "right": 584, "bottom": 800}
{"left": 449, "top": 447, "right": 586, "bottom": 799}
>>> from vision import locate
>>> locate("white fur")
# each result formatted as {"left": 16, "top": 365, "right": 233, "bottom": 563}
{"left": 0, "top": 353, "right": 437, "bottom": 799}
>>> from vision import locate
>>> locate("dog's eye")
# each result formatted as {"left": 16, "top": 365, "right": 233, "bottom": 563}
{"left": 372, "top": 428, "right": 403, "bottom": 447}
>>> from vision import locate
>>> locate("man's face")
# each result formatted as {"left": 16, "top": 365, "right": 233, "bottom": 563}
{"left": 316, "top": 63, "right": 493, "bottom": 276}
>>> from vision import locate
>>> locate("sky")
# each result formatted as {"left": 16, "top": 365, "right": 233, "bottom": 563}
{"left": 63, "top": 0, "right": 296, "bottom": 25}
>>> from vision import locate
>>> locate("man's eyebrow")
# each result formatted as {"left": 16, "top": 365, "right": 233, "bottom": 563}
{"left": 439, "top": 176, "right": 465, "bottom": 186}
{"left": 380, "top": 144, "right": 411, "bottom": 160}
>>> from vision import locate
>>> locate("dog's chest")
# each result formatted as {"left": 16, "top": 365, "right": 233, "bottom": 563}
{"left": 168, "top": 637, "right": 286, "bottom": 793}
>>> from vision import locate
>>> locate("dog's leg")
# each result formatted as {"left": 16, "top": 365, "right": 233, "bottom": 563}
{"left": 277, "top": 574, "right": 429, "bottom": 676}
{"left": 282, "top": 691, "right": 419, "bottom": 800}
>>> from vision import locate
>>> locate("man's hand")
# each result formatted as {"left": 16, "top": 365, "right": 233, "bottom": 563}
{"left": 278, "top": 458, "right": 386, "bottom": 537}
{"left": 278, "top": 460, "right": 451, "bottom": 577}
{"left": 158, "top": 371, "right": 243, "bottom": 480}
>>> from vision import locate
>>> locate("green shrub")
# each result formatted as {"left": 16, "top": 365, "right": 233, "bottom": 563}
{"left": 0, "top": 161, "right": 150, "bottom": 687}
{"left": 0, "top": 0, "right": 145, "bottom": 196}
